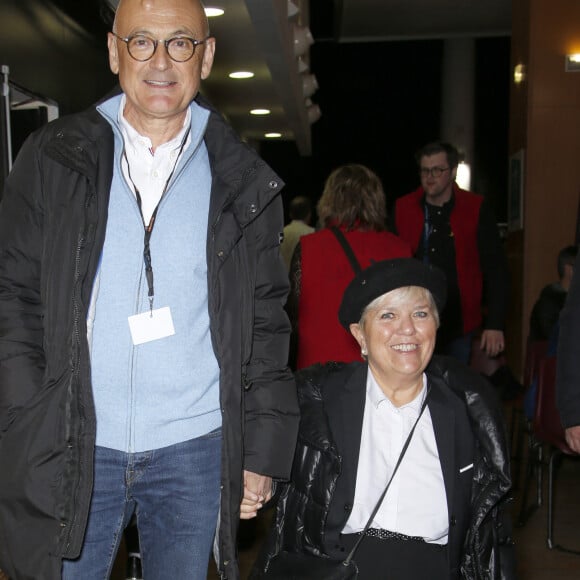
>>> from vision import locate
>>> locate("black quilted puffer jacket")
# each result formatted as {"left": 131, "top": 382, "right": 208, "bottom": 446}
{"left": 251, "top": 357, "right": 516, "bottom": 580}
{"left": 0, "top": 91, "right": 299, "bottom": 580}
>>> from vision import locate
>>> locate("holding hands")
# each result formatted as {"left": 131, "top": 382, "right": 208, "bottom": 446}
{"left": 240, "top": 470, "right": 272, "bottom": 519}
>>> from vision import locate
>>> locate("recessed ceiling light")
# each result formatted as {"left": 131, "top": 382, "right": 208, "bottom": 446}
{"left": 265, "top": 132, "right": 282, "bottom": 139}
{"left": 250, "top": 109, "right": 271, "bottom": 115}
{"left": 204, "top": 7, "right": 225, "bottom": 17}
{"left": 229, "top": 71, "right": 255, "bottom": 79}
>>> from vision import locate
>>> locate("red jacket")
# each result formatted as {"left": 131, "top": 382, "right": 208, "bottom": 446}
{"left": 395, "top": 186, "right": 483, "bottom": 334}
{"left": 297, "top": 227, "right": 412, "bottom": 369}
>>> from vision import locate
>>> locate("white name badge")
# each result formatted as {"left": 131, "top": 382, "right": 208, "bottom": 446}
{"left": 128, "top": 306, "right": 175, "bottom": 345}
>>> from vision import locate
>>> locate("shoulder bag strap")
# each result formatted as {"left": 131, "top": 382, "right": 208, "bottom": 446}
{"left": 342, "top": 385, "right": 432, "bottom": 567}
{"left": 330, "top": 226, "right": 362, "bottom": 275}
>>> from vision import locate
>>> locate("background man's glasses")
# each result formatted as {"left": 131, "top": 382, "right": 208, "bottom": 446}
{"left": 419, "top": 166, "right": 450, "bottom": 178}
{"left": 112, "top": 32, "right": 208, "bottom": 62}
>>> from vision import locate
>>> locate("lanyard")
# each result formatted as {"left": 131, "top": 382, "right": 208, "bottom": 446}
{"left": 123, "top": 127, "right": 191, "bottom": 313}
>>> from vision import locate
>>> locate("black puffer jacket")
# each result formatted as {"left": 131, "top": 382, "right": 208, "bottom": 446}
{"left": 0, "top": 93, "right": 299, "bottom": 580}
{"left": 252, "top": 357, "right": 516, "bottom": 580}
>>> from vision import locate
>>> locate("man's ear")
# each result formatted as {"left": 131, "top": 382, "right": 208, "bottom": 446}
{"left": 108, "top": 33, "right": 120, "bottom": 75}
{"left": 200, "top": 37, "right": 216, "bottom": 80}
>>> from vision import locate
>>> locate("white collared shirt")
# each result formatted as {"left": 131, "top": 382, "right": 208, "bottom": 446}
{"left": 118, "top": 95, "right": 192, "bottom": 224}
{"left": 343, "top": 371, "right": 449, "bottom": 544}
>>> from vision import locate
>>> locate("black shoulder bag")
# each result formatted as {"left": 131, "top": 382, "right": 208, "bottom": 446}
{"left": 262, "top": 387, "right": 431, "bottom": 580}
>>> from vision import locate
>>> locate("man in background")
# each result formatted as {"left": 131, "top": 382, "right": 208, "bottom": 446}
{"left": 523, "top": 245, "right": 577, "bottom": 421}
{"left": 280, "top": 195, "right": 315, "bottom": 271}
{"left": 529, "top": 245, "right": 577, "bottom": 341}
{"left": 557, "top": 254, "right": 580, "bottom": 454}
{"left": 394, "top": 141, "right": 509, "bottom": 364}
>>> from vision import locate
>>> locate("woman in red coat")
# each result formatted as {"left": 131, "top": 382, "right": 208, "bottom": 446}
{"left": 289, "top": 164, "right": 412, "bottom": 369}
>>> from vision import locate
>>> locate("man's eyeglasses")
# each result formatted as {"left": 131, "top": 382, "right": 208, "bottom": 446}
{"left": 419, "top": 166, "right": 450, "bottom": 178}
{"left": 112, "top": 32, "right": 209, "bottom": 62}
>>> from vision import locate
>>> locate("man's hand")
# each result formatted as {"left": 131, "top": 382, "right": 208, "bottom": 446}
{"left": 239, "top": 470, "right": 272, "bottom": 520}
{"left": 480, "top": 329, "right": 505, "bottom": 358}
{"left": 565, "top": 425, "right": 580, "bottom": 454}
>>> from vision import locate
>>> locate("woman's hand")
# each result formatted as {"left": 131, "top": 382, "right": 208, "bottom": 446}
{"left": 240, "top": 470, "right": 272, "bottom": 519}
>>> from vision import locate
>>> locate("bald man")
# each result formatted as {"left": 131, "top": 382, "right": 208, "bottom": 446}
{"left": 0, "top": 1, "right": 299, "bottom": 578}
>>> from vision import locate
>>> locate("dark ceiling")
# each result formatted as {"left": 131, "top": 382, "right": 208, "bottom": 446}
{"left": 42, "top": 0, "right": 511, "bottom": 159}
{"left": 2, "top": 0, "right": 512, "bottom": 218}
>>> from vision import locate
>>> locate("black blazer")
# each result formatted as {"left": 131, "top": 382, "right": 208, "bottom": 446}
{"left": 251, "top": 358, "right": 515, "bottom": 580}
{"left": 322, "top": 364, "right": 475, "bottom": 576}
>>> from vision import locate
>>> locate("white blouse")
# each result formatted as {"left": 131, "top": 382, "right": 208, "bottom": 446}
{"left": 343, "top": 371, "right": 449, "bottom": 544}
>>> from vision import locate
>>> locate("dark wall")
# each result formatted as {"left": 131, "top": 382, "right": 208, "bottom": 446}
{"left": 473, "top": 36, "right": 511, "bottom": 223}
{"left": 260, "top": 37, "right": 511, "bottom": 226}
{"left": 260, "top": 39, "right": 442, "bottom": 222}
{"left": 0, "top": 0, "right": 115, "bottom": 117}
{"left": 0, "top": 1, "right": 510, "bottom": 226}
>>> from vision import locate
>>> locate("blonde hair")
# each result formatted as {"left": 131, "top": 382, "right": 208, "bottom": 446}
{"left": 359, "top": 286, "right": 440, "bottom": 328}
{"left": 317, "top": 164, "right": 387, "bottom": 231}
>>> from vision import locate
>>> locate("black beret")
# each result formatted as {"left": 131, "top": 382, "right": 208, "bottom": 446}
{"left": 338, "top": 258, "right": 447, "bottom": 329}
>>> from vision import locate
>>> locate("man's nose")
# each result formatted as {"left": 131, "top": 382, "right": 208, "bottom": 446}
{"left": 149, "top": 44, "right": 172, "bottom": 69}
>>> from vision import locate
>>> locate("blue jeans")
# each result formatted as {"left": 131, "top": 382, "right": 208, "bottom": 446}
{"left": 62, "top": 430, "right": 221, "bottom": 580}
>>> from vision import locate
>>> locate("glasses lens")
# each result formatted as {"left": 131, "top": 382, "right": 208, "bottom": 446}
{"left": 167, "top": 37, "right": 196, "bottom": 62}
{"left": 127, "top": 35, "right": 156, "bottom": 61}
{"left": 420, "top": 167, "right": 444, "bottom": 178}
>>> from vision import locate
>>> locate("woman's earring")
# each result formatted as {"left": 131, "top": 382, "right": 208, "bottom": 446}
{"left": 361, "top": 347, "right": 368, "bottom": 356}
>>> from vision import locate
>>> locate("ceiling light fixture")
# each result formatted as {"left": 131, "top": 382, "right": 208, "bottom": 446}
{"left": 250, "top": 109, "right": 271, "bottom": 115}
{"left": 229, "top": 71, "right": 255, "bottom": 79}
{"left": 305, "top": 100, "right": 321, "bottom": 124}
{"left": 288, "top": 1, "right": 299, "bottom": 18}
{"left": 565, "top": 54, "right": 580, "bottom": 72}
{"left": 204, "top": 7, "right": 225, "bottom": 17}
{"left": 301, "top": 74, "right": 319, "bottom": 98}
{"left": 293, "top": 25, "right": 314, "bottom": 57}
{"left": 265, "top": 132, "right": 282, "bottom": 139}
{"left": 456, "top": 162, "right": 471, "bottom": 191}
{"left": 297, "top": 57, "right": 309, "bottom": 74}
{"left": 513, "top": 63, "right": 526, "bottom": 84}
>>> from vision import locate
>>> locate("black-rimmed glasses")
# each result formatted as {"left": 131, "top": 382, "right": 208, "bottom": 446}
{"left": 419, "top": 166, "right": 450, "bottom": 178}
{"left": 112, "top": 32, "right": 208, "bottom": 62}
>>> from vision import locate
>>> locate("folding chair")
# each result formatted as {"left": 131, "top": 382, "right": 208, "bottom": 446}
{"left": 518, "top": 356, "right": 580, "bottom": 553}
{"left": 511, "top": 339, "right": 548, "bottom": 489}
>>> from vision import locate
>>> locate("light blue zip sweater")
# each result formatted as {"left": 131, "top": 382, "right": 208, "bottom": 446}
{"left": 90, "top": 95, "right": 221, "bottom": 452}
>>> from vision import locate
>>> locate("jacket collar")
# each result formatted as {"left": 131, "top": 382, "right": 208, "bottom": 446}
{"left": 427, "top": 356, "right": 511, "bottom": 493}
{"left": 196, "top": 94, "right": 284, "bottom": 230}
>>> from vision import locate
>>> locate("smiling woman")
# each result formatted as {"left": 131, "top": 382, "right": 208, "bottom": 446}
{"left": 349, "top": 285, "right": 438, "bottom": 406}
{"left": 251, "top": 258, "right": 516, "bottom": 580}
